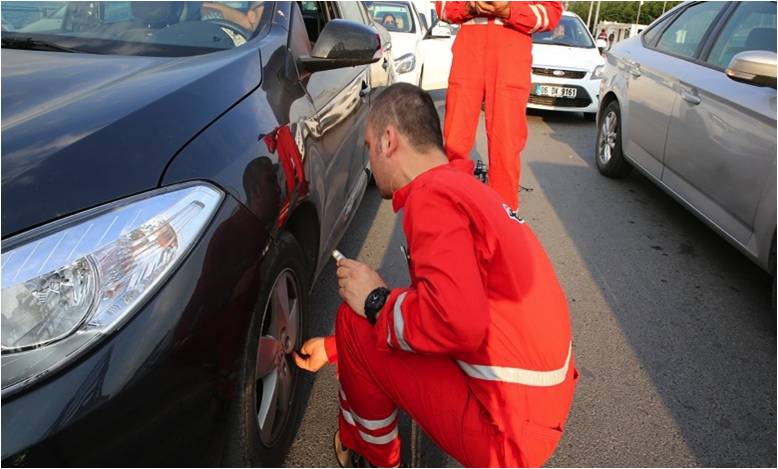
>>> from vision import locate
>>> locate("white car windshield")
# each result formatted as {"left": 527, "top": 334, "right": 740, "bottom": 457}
{"left": 0, "top": 1, "right": 271, "bottom": 56}
{"left": 533, "top": 15, "right": 594, "bottom": 48}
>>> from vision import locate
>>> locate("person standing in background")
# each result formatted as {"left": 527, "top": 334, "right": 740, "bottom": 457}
{"left": 437, "top": 1, "right": 563, "bottom": 211}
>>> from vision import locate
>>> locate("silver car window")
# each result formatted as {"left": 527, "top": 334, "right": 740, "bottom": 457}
{"left": 655, "top": 1, "right": 727, "bottom": 60}
{"left": 706, "top": 1, "right": 777, "bottom": 69}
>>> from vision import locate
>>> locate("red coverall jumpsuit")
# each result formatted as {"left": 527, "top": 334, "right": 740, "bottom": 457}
{"left": 437, "top": 1, "right": 562, "bottom": 210}
{"left": 324, "top": 159, "right": 577, "bottom": 467}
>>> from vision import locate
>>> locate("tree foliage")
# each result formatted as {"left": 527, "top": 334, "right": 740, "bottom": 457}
{"left": 566, "top": 1, "right": 683, "bottom": 28}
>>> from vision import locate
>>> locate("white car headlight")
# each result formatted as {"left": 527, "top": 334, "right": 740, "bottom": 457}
{"left": 592, "top": 65, "right": 605, "bottom": 80}
{"left": 394, "top": 53, "right": 416, "bottom": 74}
{"left": 1, "top": 183, "right": 222, "bottom": 394}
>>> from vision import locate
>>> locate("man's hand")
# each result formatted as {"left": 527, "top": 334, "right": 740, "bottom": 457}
{"left": 465, "top": 1, "right": 479, "bottom": 17}
{"left": 475, "top": 1, "right": 511, "bottom": 19}
{"left": 336, "top": 259, "right": 387, "bottom": 318}
{"left": 294, "top": 337, "right": 328, "bottom": 372}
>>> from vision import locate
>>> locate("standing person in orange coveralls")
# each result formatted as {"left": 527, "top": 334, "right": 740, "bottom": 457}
{"left": 438, "top": 1, "right": 562, "bottom": 210}
{"left": 295, "top": 84, "right": 577, "bottom": 468}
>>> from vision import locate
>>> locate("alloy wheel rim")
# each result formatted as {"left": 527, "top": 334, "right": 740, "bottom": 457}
{"left": 255, "top": 268, "right": 301, "bottom": 447}
{"left": 599, "top": 110, "right": 618, "bottom": 165}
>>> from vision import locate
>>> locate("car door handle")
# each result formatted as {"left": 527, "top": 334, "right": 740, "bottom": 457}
{"left": 680, "top": 88, "right": 701, "bottom": 105}
{"left": 359, "top": 80, "right": 370, "bottom": 98}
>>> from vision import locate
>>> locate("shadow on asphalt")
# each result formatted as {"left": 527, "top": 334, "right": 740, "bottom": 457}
{"left": 530, "top": 110, "right": 776, "bottom": 466}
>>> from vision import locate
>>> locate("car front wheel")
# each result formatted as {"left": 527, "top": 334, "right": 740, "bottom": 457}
{"left": 596, "top": 100, "right": 632, "bottom": 178}
{"left": 224, "top": 231, "right": 311, "bottom": 466}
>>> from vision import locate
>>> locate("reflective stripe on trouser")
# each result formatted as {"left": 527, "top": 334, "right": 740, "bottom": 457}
{"left": 458, "top": 342, "right": 573, "bottom": 386}
{"left": 340, "top": 389, "right": 400, "bottom": 446}
{"left": 444, "top": 16, "right": 531, "bottom": 210}
{"left": 335, "top": 303, "right": 509, "bottom": 467}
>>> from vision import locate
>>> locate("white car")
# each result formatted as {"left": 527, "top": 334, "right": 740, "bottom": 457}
{"left": 529, "top": 11, "right": 606, "bottom": 118}
{"left": 365, "top": 0, "right": 452, "bottom": 89}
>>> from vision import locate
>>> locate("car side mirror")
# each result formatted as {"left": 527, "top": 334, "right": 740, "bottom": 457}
{"left": 424, "top": 21, "right": 451, "bottom": 39}
{"left": 726, "top": 50, "right": 777, "bottom": 88}
{"left": 418, "top": 13, "right": 429, "bottom": 33}
{"left": 297, "top": 19, "right": 381, "bottom": 75}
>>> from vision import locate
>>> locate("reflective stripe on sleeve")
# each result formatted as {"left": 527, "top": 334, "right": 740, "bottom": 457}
{"left": 528, "top": 4, "right": 543, "bottom": 33}
{"left": 537, "top": 4, "right": 549, "bottom": 30}
{"left": 393, "top": 292, "right": 413, "bottom": 352}
{"left": 457, "top": 342, "right": 573, "bottom": 386}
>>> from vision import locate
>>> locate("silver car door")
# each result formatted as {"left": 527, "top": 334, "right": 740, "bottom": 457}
{"left": 622, "top": 2, "right": 727, "bottom": 179}
{"left": 300, "top": 2, "right": 371, "bottom": 251}
{"left": 662, "top": 1, "right": 777, "bottom": 245}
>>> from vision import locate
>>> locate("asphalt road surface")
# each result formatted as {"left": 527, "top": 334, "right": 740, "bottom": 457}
{"left": 285, "top": 90, "right": 776, "bottom": 467}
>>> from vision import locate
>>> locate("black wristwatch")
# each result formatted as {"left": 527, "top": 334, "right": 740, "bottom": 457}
{"left": 364, "top": 287, "right": 390, "bottom": 325}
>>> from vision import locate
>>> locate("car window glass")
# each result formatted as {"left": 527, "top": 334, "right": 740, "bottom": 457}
{"left": 642, "top": 11, "right": 674, "bottom": 45}
{"left": 364, "top": 2, "right": 416, "bottom": 33}
{"left": 533, "top": 14, "right": 594, "bottom": 48}
{"left": 655, "top": 1, "right": 727, "bottom": 59}
{"left": 298, "top": 1, "right": 327, "bottom": 43}
{"left": 289, "top": 1, "right": 312, "bottom": 57}
{"left": 1, "top": 1, "right": 272, "bottom": 56}
{"left": 338, "top": 1, "right": 366, "bottom": 24}
{"left": 324, "top": 2, "right": 338, "bottom": 21}
{"left": 706, "top": 1, "right": 777, "bottom": 69}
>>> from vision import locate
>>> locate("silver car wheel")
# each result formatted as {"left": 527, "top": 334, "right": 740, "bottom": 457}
{"left": 598, "top": 110, "right": 618, "bottom": 165}
{"left": 255, "top": 268, "right": 301, "bottom": 447}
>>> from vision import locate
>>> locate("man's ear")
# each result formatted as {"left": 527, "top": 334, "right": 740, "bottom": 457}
{"left": 383, "top": 125, "right": 399, "bottom": 158}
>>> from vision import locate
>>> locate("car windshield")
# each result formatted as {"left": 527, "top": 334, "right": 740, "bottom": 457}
{"left": 533, "top": 15, "right": 594, "bottom": 48}
{"left": 365, "top": 2, "right": 415, "bottom": 34}
{"left": 0, "top": 1, "right": 271, "bottom": 56}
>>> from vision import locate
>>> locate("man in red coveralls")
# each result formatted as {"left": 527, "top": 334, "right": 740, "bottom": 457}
{"left": 295, "top": 84, "right": 576, "bottom": 468}
{"left": 438, "top": 1, "right": 562, "bottom": 210}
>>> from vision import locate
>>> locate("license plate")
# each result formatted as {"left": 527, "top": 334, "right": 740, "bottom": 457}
{"left": 533, "top": 85, "right": 577, "bottom": 98}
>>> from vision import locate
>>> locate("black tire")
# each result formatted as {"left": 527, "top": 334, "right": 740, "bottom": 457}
{"left": 770, "top": 235, "right": 776, "bottom": 315}
{"left": 223, "top": 231, "right": 312, "bottom": 466}
{"left": 595, "top": 100, "right": 632, "bottom": 178}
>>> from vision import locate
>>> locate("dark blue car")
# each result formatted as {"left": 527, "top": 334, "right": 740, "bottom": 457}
{"left": 1, "top": 1, "right": 394, "bottom": 465}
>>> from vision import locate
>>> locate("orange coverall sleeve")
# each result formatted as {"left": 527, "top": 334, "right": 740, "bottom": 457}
{"left": 435, "top": 1, "right": 472, "bottom": 24}
{"left": 324, "top": 335, "right": 338, "bottom": 364}
{"left": 374, "top": 186, "right": 489, "bottom": 355}
{"left": 504, "top": 2, "right": 563, "bottom": 34}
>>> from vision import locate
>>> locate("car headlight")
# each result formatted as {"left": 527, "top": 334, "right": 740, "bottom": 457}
{"left": 592, "top": 65, "right": 605, "bottom": 80}
{"left": 1, "top": 183, "right": 222, "bottom": 395}
{"left": 394, "top": 53, "right": 416, "bottom": 74}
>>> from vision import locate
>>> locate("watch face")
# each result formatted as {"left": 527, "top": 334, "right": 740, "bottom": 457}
{"left": 366, "top": 288, "right": 388, "bottom": 311}
{"left": 368, "top": 292, "right": 380, "bottom": 308}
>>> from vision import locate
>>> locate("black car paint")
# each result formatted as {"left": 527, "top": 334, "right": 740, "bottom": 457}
{"left": 1, "top": 45, "right": 263, "bottom": 238}
{"left": 1, "top": 1, "right": 389, "bottom": 465}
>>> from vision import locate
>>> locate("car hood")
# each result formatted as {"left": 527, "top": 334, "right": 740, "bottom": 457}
{"left": 1, "top": 47, "right": 261, "bottom": 238}
{"left": 387, "top": 32, "right": 418, "bottom": 59}
{"left": 531, "top": 43, "right": 604, "bottom": 71}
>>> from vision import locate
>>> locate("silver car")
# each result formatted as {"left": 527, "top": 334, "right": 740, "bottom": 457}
{"left": 596, "top": 1, "right": 776, "bottom": 291}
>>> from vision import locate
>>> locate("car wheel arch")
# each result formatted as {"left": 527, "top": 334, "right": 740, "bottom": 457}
{"left": 284, "top": 201, "right": 320, "bottom": 288}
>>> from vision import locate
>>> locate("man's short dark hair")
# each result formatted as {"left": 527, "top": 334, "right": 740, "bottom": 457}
{"left": 368, "top": 83, "right": 444, "bottom": 152}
